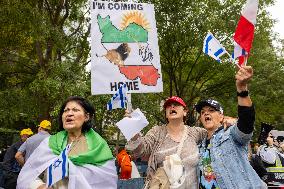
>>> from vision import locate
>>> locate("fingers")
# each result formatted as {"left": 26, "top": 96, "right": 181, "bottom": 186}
{"left": 223, "top": 116, "right": 237, "bottom": 129}
{"left": 236, "top": 66, "right": 253, "bottom": 78}
{"left": 124, "top": 110, "right": 132, "bottom": 118}
{"left": 235, "top": 66, "right": 253, "bottom": 87}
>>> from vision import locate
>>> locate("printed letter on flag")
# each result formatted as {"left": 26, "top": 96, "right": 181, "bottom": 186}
{"left": 46, "top": 144, "right": 70, "bottom": 187}
{"left": 107, "top": 84, "right": 128, "bottom": 110}
{"left": 233, "top": 0, "right": 259, "bottom": 66}
{"left": 203, "top": 32, "right": 227, "bottom": 63}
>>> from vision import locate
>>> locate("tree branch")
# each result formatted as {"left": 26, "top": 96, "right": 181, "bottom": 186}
{"left": 35, "top": 41, "right": 44, "bottom": 67}
{"left": 74, "top": 24, "right": 90, "bottom": 64}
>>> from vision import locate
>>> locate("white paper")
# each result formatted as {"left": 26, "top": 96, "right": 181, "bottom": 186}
{"left": 115, "top": 108, "right": 149, "bottom": 141}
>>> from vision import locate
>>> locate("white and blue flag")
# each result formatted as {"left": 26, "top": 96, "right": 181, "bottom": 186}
{"left": 107, "top": 84, "right": 128, "bottom": 110}
{"left": 46, "top": 144, "right": 70, "bottom": 187}
{"left": 232, "top": 42, "right": 247, "bottom": 59}
{"left": 203, "top": 32, "right": 227, "bottom": 63}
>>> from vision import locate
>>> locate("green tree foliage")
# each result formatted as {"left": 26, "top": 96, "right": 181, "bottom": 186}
{"left": 0, "top": 0, "right": 283, "bottom": 145}
{"left": 146, "top": 0, "right": 284, "bottom": 136}
{"left": 0, "top": 0, "right": 91, "bottom": 129}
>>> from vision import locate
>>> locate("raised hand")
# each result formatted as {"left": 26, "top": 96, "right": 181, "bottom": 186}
{"left": 235, "top": 66, "right": 253, "bottom": 92}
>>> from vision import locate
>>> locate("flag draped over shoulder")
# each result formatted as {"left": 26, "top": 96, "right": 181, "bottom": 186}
{"left": 233, "top": 0, "right": 259, "bottom": 66}
{"left": 49, "top": 129, "right": 114, "bottom": 166}
{"left": 17, "top": 129, "right": 117, "bottom": 189}
{"left": 203, "top": 32, "right": 227, "bottom": 63}
{"left": 107, "top": 84, "right": 128, "bottom": 110}
{"left": 46, "top": 144, "right": 70, "bottom": 187}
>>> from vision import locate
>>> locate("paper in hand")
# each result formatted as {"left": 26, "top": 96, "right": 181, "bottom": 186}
{"left": 116, "top": 108, "right": 149, "bottom": 141}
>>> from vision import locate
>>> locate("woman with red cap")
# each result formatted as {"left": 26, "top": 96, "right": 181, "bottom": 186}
{"left": 126, "top": 96, "right": 207, "bottom": 189}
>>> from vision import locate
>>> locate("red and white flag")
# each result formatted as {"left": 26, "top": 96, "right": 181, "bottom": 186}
{"left": 233, "top": 0, "right": 259, "bottom": 66}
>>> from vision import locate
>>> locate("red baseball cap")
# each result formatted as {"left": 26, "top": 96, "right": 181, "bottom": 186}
{"left": 163, "top": 96, "right": 187, "bottom": 108}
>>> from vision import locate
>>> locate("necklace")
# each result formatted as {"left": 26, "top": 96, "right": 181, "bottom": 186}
{"left": 68, "top": 134, "right": 83, "bottom": 154}
{"left": 69, "top": 133, "right": 82, "bottom": 142}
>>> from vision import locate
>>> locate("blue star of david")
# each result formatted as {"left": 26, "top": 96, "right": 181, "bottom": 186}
{"left": 53, "top": 159, "right": 62, "bottom": 169}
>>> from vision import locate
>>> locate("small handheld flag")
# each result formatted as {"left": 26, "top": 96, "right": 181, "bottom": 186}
{"left": 232, "top": 43, "right": 248, "bottom": 66}
{"left": 233, "top": 0, "right": 259, "bottom": 66}
{"left": 203, "top": 32, "right": 227, "bottom": 63}
{"left": 107, "top": 84, "right": 128, "bottom": 110}
{"left": 46, "top": 144, "right": 70, "bottom": 187}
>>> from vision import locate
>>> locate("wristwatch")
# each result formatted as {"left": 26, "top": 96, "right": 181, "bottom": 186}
{"left": 237, "top": 90, "right": 249, "bottom": 97}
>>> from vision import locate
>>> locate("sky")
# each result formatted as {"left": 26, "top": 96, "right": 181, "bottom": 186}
{"left": 267, "top": 0, "right": 284, "bottom": 39}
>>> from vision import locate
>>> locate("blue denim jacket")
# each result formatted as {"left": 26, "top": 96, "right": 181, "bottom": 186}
{"left": 198, "top": 125, "right": 267, "bottom": 189}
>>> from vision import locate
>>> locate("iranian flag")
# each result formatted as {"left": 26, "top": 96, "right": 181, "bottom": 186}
{"left": 17, "top": 129, "right": 117, "bottom": 189}
{"left": 233, "top": 0, "right": 259, "bottom": 66}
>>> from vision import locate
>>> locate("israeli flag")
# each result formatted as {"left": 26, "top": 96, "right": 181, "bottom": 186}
{"left": 203, "top": 32, "right": 227, "bottom": 63}
{"left": 232, "top": 43, "right": 247, "bottom": 59}
{"left": 46, "top": 144, "right": 70, "bottom": 187}
{"left": 107, "top": 84, "right": 128, "bottom": 110}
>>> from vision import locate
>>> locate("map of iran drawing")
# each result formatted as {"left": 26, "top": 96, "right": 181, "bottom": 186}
{"left": 91, "top": 1, "right": 163, "bottom": 95}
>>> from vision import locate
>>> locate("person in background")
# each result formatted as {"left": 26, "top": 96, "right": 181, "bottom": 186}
{"left": 126, "top": 96, "right": 207, "bottom": 189}
{"left": 250, "top": 133, "right": 268, "bottom": 181}
{"left": 17, "top": 96, "right": 117, "bottom": 189}
{"left": 257, "top": 132, "right": 284, "bottom": 184}
{"left": 0, "top": 146, "right": 8, "bottom": 162}
{"left": 195, "top": 66, "right": 267, "bottom": 189}
{"left": 253, "top": 143, "right": 260, "bottom": 154}
{"left": 273, "top": 135, "right": 284, "bottom": 154}
{"left": 2, "top": 128, "right": 33, "bottom": 189}
{"left": 15, "top": 120, "right": 51, "bottom": 166}
{"left": 279, "top": 142, "right": 284, "bottom": 154}
{"left": 116, "top": 148, "right": 132, "bottom": 179}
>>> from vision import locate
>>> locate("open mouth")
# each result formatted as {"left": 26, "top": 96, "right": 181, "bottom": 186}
{"left": 170, "top": 110, "right": 177, "bottom": 115}
{"left": 205, "top": 117, "right": 211, "bottom": 122}
{"left": 66, "top": 118, "right": 74, "bottom": 123}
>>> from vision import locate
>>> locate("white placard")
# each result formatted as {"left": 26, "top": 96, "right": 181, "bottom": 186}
{"left": 90, "top": 1, "right": 163, "bottom": 94}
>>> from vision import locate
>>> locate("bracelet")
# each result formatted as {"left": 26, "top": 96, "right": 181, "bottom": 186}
{"left": 237, "top": 90, "right": 249, "bottom": 97}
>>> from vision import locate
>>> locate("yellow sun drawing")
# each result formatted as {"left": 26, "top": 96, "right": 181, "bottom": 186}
{"left": 120, "top": 11, "right": 151, "bottom": 31}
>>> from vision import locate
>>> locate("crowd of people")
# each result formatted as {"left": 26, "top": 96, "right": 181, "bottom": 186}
{"left": 0, "top": 66, "right": 282, "bottom": 189}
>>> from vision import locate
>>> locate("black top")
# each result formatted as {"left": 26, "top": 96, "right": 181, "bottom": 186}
{"left": 237, "top": 105, "right": 255, "bottom": 134}
{"left": 3, "top": 141, "right": 23, "bottom": 173}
